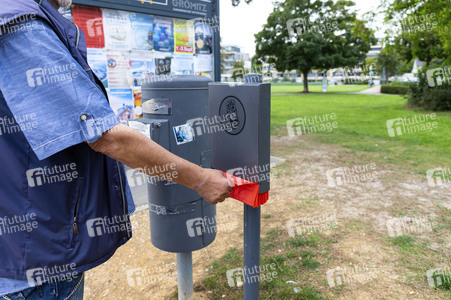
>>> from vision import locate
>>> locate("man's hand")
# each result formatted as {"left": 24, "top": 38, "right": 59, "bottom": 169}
{"left": 194, "top": 169, "right": 234, "bottom": 205}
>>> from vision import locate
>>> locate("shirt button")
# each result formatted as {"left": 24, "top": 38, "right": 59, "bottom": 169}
{"left": 114, "top": 185, "right": 119, "bottom": 189}
{"left": 80, "top": 114, "right": 87, "bottom": 121}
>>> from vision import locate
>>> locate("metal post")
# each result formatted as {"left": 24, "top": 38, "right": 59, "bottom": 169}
{"left": 243, "top": 73, "right": 264, "bottom": 300}
{"left": 243, "top": 205, "right": 261, "bottom": 299}
{"left": 177, "top": 252, "right": 193, "bottom": 300}
{"left": 213, "top": 0, "right": 221, "bottom": 82}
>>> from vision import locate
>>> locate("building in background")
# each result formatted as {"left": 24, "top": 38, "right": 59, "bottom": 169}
{"left": 411, "top": 58, "right": 425, "bottom": 75}
{"left": 221, "top": 44, "right": 251, "bottom": 81}
{"left": 366, "top": 44, "right": 382, "bottom": 59}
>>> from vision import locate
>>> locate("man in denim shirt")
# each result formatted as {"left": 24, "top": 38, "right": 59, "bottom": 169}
{"left": 0, "top": 0, "right": 233, "bottom": 299}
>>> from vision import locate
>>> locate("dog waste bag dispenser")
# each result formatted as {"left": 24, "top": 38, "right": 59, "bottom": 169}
{"left": 209, "top": 80, "right": 271, "bottom": 193}
{"left": 130, "top": 75, "right": 216, "bottom": 253}
{"left": 209, "top": 74, "right": 271, "bottom": 299}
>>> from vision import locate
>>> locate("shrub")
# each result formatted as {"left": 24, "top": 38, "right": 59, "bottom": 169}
{"left": 407, "top": 81, "right": 425, "bottom": 106}
{"left": 391, "top": 80, "right": 411, "bottom": 87}
{"left": 422, "top": 86, "right": 451, "bottom": 111}
{"left": 406, "top": 68, "right": 451, "bottom": 111}
{"left": 381, "top": 85, "right": 408, "bottom": 95}
{"left": 407, "top": 69, "right": 429, "bottom": 106}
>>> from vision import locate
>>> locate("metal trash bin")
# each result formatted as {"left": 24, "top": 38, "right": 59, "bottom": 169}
{"left": 130, "top": 75, "right": 216, "bottom": 253}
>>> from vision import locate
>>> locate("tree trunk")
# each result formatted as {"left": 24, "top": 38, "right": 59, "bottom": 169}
{"left": 302, "top": 70, "right": 309, "bottom": 93}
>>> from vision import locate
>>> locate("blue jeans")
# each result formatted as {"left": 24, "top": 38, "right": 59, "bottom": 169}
{"left": 2, "top": 274, "right": 84, "bottom": 300}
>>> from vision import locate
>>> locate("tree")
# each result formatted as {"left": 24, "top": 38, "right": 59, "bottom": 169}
{"left": 398, "top": 58, "right": 414, "bottom": 74}
{"left": 254, "top": 0, "right": 376, "bottom": 93}
{"left": 376, "top": 49, "right": 402, "bottom": 79}
{"left": 380, "top": 0, "right": 450, "bottom": 66}
{"left": 230, "top": 60, "right": 246, "bottom": 81}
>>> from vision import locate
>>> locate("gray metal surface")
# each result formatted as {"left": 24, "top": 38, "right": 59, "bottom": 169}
{"left": 137, "top": 75, "right": 216, "bottom": 253}
{"left": 208, "top": 82, "right": 271, "bottom": 193}
{"left": 244, "top": 205, "right": 261, "bottom": 299}
{"left": 177, "top": 252, "right": 194, "bottom": 300}
{"left": 243, "top": 73, "right": 265, "bottom": 300}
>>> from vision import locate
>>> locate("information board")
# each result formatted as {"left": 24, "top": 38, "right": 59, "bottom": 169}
{"left": 68, "top": 0, "right": 219, "bottom": 123}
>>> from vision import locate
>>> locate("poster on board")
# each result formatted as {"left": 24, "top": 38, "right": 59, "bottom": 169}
{"left": 155, "top": 57, "right": 172, "bottom": 75}
{"left": 87, "top": 48, "right": 109, "bottom": 88}
{"left": 153, "top": 16, "right": 174, "bottom": 52}
{"left": 132, "top": 87, "right": 143, "bottom": 118}
{"left": 174, "top": 19, "right": 194, "bottom": 54}
{"left": 130, "top": 51, "right": 154, "bottom": 86}
{"left": 172, "top": 54, "right": 194, "bottom": 74}
{"left": 194, "top": 21, "right": 213, "bottom": 54}
{"left": 103, "top": 9, "right": 131, "bottom": 50}
{"left": 108, "top": 89, "right": 134, "bottom": 123}
{"left": 130, "top": 13, "right": 154, "bottom": 51}
{"left": 72, "top": 4, "right": 105, "bottom": 48}
{"left": 107, "top": 51, "right": 132, "bottom": 88}
{"left": 194, "top": 54, "right": 213, "bottom": 72}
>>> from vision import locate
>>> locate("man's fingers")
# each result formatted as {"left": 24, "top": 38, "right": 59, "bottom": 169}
{"left": 227, "top": 179, "right": 235, "bottom": 188}
{"left": 198, "top": 169, "right": 235, "bottom": 205}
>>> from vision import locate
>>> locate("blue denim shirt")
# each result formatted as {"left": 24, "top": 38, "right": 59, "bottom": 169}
{"left": 0, "top": 19, "right": 135, "bottom": 296}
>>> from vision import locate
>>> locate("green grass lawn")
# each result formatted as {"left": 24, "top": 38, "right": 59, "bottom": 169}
{"left": 193, "top": 230, "right": 328, "bottom": 300}
{"left": 271, "top": 93, "right": 451, "bottom": 171}
{"left": 271, "top": 83, "right": 370, "bottom": 94}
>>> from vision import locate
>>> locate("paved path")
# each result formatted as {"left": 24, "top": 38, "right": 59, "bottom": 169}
{"left": 357, "top": 85, "right": 381, "bottom": 94}
{"left": 272, "top": 85, "right": 383, "bottom": 96}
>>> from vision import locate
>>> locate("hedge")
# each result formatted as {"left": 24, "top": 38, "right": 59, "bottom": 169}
{"left": 343, "top": 78, "right": 369, "bottom": 85}
{"left": 406, "top": 69, "right": 451, "bottom": 111}
{"left": 381, "top": 85, "right": 408, "bottom": 95}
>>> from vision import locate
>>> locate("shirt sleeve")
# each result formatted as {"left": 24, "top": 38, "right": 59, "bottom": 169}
{"left": 0, "top": 18, "right": 120, "bottom": 160}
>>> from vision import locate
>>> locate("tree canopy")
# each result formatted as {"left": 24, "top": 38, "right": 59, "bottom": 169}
{"left": 254, "top": 0, "right": 376, "bottom": 92}
{"left": 380, "top": 0, "right": 450, "bottom": 66}
{"left": 376, "top": 49, "right": 402, "bottom": 79}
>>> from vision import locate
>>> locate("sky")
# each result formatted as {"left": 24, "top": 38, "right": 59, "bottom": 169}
{"left": 219, "top": 0, "right": 383, "bottom": 57}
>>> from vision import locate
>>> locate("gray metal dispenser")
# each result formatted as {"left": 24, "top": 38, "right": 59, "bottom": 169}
{"left": 209, "top": 77, "right": 271, "bottom": 192}
{"left": 209, "top": 74, "right": 271, "bottom": 299}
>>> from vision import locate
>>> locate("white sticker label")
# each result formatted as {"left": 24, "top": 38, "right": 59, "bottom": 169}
{"left": 128, "top": 121, "right": 151, "bottom": 138}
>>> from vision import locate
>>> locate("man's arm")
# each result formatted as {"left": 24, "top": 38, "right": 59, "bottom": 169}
{"left": 89, "top": 124, "right": 233, "bottom": 205}
{"left": 0, "top": 18, "right": 232, "bottom": 204}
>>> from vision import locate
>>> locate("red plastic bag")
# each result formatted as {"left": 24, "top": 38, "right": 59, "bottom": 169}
{"left": 223, "top": 172, "right": 269, "bottom": 208}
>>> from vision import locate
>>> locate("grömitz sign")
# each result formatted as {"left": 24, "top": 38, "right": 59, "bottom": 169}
{"left": 73, "top": 0, "right": 214, "bottom": 18}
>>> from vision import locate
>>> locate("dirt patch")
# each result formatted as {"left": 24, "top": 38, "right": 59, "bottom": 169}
{"left": 84, "top": 136, "right": 450, "bottom": 299}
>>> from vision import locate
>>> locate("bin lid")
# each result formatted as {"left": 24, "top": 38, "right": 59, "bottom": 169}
{"left": 142, "top": 75, "right": 211, "bottom": 90}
